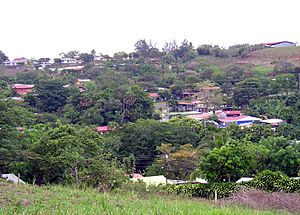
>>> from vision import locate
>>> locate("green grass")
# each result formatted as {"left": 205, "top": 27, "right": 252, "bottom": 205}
{"left": 253, "top": 66, "right": 273, "bottom": 77}
{"left": 0, "top": 182, "right": 289, "bottom": 215}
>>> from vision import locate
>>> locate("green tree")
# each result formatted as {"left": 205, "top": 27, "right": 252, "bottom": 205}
{"left": 275, "top": 74, "right": 296, "bottom": 96}
{"left": 200, "top": 139, "right": 259, "bottom": 182}
{"left": 36, "top": 80, "right": 68, "bottom": 112}
{"left": 0, "top": 50, "right": 8, "bottom": 64}
{"left": 233, "top": 78, "right": 261, "bottom": 107}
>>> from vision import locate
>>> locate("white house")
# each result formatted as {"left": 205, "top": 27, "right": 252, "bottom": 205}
{"left": 3, "top": 61, "right": 17, "bottom": 66}
{"left": 61, "top": 58, "right": 77, "bottom": 64}
{"left": 1, "top": 174, "right": 25, "bottom": 184}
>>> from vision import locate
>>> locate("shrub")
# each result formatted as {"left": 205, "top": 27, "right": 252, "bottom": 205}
{"left": 250, "top": 170, "right": 300, "bottom": 193}
{"left": 167, "top": 183, "right": 239, "bottom": 199}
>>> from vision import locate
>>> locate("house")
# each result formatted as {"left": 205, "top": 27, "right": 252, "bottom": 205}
{"left": 222, "top": 110, "right": 241, "bottom": 117}
{"left": 76, "top": 78, "right": 91, "bottom": 92}
{"left": 263, "top": 41, "right": 296, "bottom": 48}
{"left": 131, "top": 173, "right": 143, "bottom": 179}
{"left": 174, "top": 101, "right": 201, "bottom": 112}
{"left": 13, "top": 57, "right": 27, "bottom": 65}
{"left": 3, "top": 60, "right": 17, "bottom": 67}
{"left": 3, "top": 57, "right": 27, "bottom": 68}
{"left": 195, "top": 177, "right": 208, "bottom": 184}
{"left": 131, "top": 175, "right": 167, "bottom": 186}
{"left": 10, "top": 97, "right": 24, "bottom": 102}
{"left": 96, "top": 126, "right": 110, "bottom": 134}
{"left": 219, "top": 115, "right": 262, "bottom": 127}
{"left": 187, "top": 112, "right": 212, "bottom": 120}
{"left": 261, "top": 119, "right": 283, "bottom": 127}
{"left": 12, "top": 84, "right": 34, "bottom": 95}
{"left": 148, "top": 93, "right": 160, "bottom": 102}
{"left": 181, "top": 92, "right": 195, "bottom": 99}
{"left": 236, "top": 177, "right": 253, "bottom": 183}
{"left": 61, "top": 58, "right": 77, "bottom": 64}
{"left": 1, "top": 174, "right": 25, "bottom": 184}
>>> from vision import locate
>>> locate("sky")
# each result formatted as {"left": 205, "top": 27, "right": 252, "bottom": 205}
{"left": 1, "top": 0, "right": 299, "bottom": 59}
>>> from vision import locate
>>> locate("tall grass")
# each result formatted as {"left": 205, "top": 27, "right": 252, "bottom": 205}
{"left": 0, "top": 182, "right": 289, "bottom": 215}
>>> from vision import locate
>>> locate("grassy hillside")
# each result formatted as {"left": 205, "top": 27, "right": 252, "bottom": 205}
{"left": 246, "top": 46, "right": 300, "bottom": 66}
{"left": 0, "top": 182, "right": 289, "bottom": 215}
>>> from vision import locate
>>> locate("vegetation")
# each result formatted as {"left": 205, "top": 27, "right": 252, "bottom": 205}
{"left": 0, "top": 182, "right": 290, "bottom": 215}
{"left": 0, "top": 41, "right": 300, "bottom": 213}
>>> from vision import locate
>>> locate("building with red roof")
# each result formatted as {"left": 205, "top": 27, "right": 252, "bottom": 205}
{"left": 148, "top": 93, "right": 160, "bottom": 102}
{"left": 96, "top": 126, "right": 110, "bottom": 134}
{"left": 12, "top": 84, "right": 34, "bottom": 95}
{"left": 263, "top": 41, "right": 296, "bottom": 48}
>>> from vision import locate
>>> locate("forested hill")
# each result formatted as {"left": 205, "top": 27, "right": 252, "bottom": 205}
{"left": 0, "top": 40, "right": 300, "bottom": 189}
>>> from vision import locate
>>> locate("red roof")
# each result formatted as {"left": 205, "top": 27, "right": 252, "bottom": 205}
{"left": 131, "top": 173, "right": 143, "bottom": 179}
{"left": 148, "top": 93, "right": 160, "bottom": 98}
{"left": 12, "top": 84, "right": 34, "bottom": 89}
{"left": 219, "top": 115, "right": 247, "bottom": 123}
{"left": 223, "top": 110, "right": 241, "bottom": 115}
{"left": 263, "top": 41, "right": 295, "bottom": 46}
{"left": 96, "top": 126, "right": 110, "bottom": 133}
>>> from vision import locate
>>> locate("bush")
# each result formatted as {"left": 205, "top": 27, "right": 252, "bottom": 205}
{"left": 250, "top": 170, "right": 300, "bottom": 193}
{"left": 167, "top": 183, "right": 239, "bottom": 199}
{"left": 168, "top": 171, "right": 300, "bottom": 199}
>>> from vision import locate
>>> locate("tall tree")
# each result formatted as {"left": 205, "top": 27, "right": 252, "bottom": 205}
{"left": 0, "top": 50, "right": 8, "bottom": 64}
{"left": 36, "top": 80, "right": 68, "bottom": 112}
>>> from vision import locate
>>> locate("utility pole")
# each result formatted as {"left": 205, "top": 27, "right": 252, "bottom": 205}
{"left": 164, "top": 154, "right": 169, "bottom": 185}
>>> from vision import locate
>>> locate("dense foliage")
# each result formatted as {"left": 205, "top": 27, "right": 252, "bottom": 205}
{"left": 0, "top": 42, "right": 300, "bottom": 189}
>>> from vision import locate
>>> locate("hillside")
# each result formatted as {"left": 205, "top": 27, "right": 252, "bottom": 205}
{"left": 0, "top": 182, "right": 284, "bottom": 215}
{"left": 239, "top": 46, "right": 300, "bottom": 67}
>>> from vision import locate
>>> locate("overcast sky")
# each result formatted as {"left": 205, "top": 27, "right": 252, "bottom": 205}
{"left": 1, "top": 0, "right": 299, "bottom": 59}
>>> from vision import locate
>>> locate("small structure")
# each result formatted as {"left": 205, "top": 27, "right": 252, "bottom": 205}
{"left": 263, "top": 41, "right": 296, "bottom": 48}
{"left": 10, "top": 97, "right": 25, "bottom": 102}
{"left": 3, "top": 61, "right": 17, "bottom": 67}
{"left": 131, "top": 175, "right": 167, "bottom": 186}
{"left": 187, "top": 112, "right": 212, "bottom": 120}
{"left": 96, "top": 126, "right": 110, "bottom": 134}
{"left": 222, "top": 110, "right": 241, "bottom": 117}
{"left": 148, "top": 93, "right": 160, "bottom": 102}
{"left": 61, "top": 58, "right": 77, "bottom": 64}
{"left": 1, "top": 174, "right": 25, "bottom": 184}
{"left": 219, "top": 115, "right": 262, "bottom": 127}
{"left": 12, "top": 84, "right": 34, "bottom": 95}
{"left": 181, "top": 92, "right": 195, "bottom": 99}
{"left": 195, "top": 177, "right": 208, "bottom": 184}
{"left": 175, "top": 101, "right": 201, "bottom": 112}
{"left": 236, "top": 177, "right": 253, "bottom": 183}
{"left": 261, "top": 119, "right": 283, "bottom": 127}
{"left": 131, "top": 173, "right": 143, "bottom": 179}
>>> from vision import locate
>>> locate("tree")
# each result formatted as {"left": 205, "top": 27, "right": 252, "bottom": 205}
{"left": 233, "top": 78, "right": 261, "bottom": 107}
{"left": 199, "top": 139, "right": 259, "bottom": 182}
{"left": 196, "top": 44, "right": 212, "bottom": 55}
{"left": 23, "top": 124, "right": 126, "bottom": 188}
{"left": 273, "top": 61, "right": 295, "bottom": 74}
{"left": 0, "top": 50, "right": 8, "bottom": 64}
{"left": 152, "top": 143, "right": 199, "bottom": 180}
{"left": 36, "top": 80, "right": 68, "bottom": 112}
{"left": 275, "top": 74, "right": 296, "bottom": 96}
{"left": 79, "top": 53, "right": 94, "bottom": 63}
{"left": 121, "top": 85, "right": 154, "bottom": 122}
{"left": 258, "top": 137, "right": 300, "bottom": 176}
